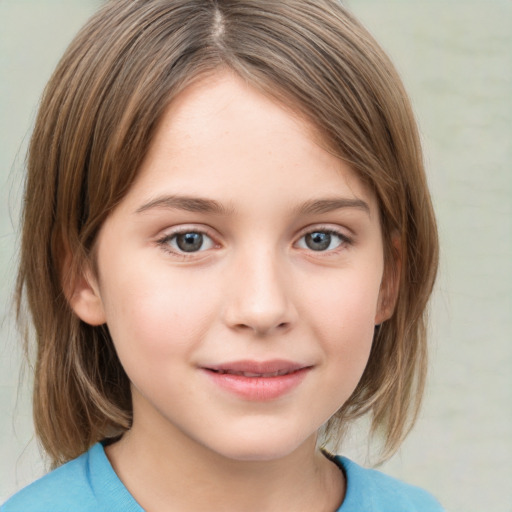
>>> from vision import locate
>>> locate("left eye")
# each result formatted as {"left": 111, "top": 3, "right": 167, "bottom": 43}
{"left": 165, "top": 232, "right": 215, "bottom": 253}
{"left": 296, "top": 231, "right": 346, "bottom": 252}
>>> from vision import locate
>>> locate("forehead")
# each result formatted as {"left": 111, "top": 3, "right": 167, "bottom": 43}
{"left": 121, "top": 71, "right": 378, "bottom": 217}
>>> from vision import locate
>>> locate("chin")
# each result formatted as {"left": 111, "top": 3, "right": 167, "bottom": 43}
{"left": 205, "top": 428, "right": 316, "bottom": 463}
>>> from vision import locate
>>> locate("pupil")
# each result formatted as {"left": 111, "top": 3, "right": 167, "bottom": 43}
{"left": 177, "top": 233, "right": 203, "bottom": 252}
{"left": 306, "top": 232, "right": 331, "bottom": 251}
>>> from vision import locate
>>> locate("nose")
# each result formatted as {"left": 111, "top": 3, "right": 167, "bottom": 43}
{"left": 223, "top": 247, "right": 297, "bottom": 336}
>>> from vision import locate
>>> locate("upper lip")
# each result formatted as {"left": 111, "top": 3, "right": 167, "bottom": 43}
{"left": 203, "top": 359, "right": 311, "bottom": 377}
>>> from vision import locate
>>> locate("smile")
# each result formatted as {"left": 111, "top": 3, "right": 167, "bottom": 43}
{"left": 209, "top": 369, "right": 297, "bottom": 377}
{"left": 202, "top": 360, "right": 312, "bottom": 401}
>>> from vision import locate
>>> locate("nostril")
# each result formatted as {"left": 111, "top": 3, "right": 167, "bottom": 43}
{"left": 232, "top": 321, "right": 290, "bottom": 335}
{"left": 234, "top": 323, "right": 252, "bottom": 331}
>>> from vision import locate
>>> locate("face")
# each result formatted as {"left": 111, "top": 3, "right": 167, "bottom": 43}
{"left": 72, "top": 72, "right": 394, "bottom": 462}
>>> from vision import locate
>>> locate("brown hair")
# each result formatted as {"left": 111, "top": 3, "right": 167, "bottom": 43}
{"left": 17, "top": 0, "right": 438, "bottom": 467}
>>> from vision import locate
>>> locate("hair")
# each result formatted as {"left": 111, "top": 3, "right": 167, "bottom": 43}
{"left": 17, "top": 0, "right": 438, "bottom": 467}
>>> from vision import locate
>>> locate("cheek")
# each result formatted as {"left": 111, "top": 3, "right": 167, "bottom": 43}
{"left": 300, "top": 268, "right": 381, "bottom": 367}
{"left": 99, "top": 263, "right": 220, "bottom": 362}
{"left": 292, "top": 269, "right": 381, "bottom": 423}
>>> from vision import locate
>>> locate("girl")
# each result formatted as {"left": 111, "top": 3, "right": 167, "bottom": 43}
{"left": 3, "top": 0, "right": 442, "bottom": 510}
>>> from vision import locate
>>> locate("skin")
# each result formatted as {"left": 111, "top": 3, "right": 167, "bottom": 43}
{"left": 71, "top": 72, "right": 396, "bottom": 511}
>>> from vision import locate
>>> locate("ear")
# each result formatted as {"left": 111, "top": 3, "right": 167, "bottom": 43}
{"left": 68, "top": 268, "right": 107, "bottom": 326}
{"left": 375, "top": 233, "right": 402, "bottom": 325}
{"left": 61, "top": 250, "right": 106, "bottom": 326}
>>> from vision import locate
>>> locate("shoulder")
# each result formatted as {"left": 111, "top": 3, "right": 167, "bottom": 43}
{"left": 1, "top": 449, "right": 97, "bottom": 512}
{"left": 335, "top": 456, "right": 445, "bottom": 512}
{"left": 1, "top": 443, "right": 142, "bottom": 512}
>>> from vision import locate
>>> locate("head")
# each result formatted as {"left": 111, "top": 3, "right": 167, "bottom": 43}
{"left": 18, "top": 0, "right": 438, "bottom": 466}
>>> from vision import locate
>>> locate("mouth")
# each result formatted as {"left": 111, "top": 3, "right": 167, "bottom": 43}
{"left": 201, "top": 360, "right": 312, "bottom": 400}
{"left": 204, "top": 360, "right": 310, "bottom": 377}
{"left": 208, "top": 368, "right": 302, "bottom": 378}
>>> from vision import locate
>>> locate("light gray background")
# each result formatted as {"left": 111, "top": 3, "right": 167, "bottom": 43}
{"left": 1, "top": 1, "right": 511, "bottom": 511}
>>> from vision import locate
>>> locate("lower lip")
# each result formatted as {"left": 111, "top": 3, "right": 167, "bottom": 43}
{"left": 203, "top": 368, "right": 310, "bottom": 401}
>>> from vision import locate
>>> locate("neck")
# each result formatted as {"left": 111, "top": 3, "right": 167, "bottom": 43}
{"left": 106, "top": 413, "right": 344, "bottom": 512}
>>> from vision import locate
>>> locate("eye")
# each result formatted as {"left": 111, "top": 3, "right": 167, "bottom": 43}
{"left": 296, "top": 230, "right": 348, "bottom": 252}
{"left": 161, "top": 231, "right": 215, "bottom": 253}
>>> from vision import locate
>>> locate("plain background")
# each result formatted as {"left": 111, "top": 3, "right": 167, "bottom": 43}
{"left": 1, "top": 1, "right": 511, "bottom": 511}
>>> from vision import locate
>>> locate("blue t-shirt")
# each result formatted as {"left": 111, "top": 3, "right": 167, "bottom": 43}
{"left": 1, "top": 443, "right": 444, "bottom": 511}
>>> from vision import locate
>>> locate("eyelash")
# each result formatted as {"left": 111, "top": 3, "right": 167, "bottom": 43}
{"left": 294, "top": 227, "right": 352, "bottom": 253}
{"left": 156, "top": 228, "right": 218, "bottom": 259}
{"left": 156, "top": 226, "right": 352, "bottom": 259}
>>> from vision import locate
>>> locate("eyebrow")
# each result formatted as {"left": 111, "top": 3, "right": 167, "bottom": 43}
{"left": 296, "top": 198, "right": 370, "bottom": 216}
{"left": 135, "top": 195, "right": 233, "bottom": 215}
{"left": 135, "top": 195, "right": 370, "bottom": 216}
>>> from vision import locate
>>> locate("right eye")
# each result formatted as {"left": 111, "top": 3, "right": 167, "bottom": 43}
{"left": 159, "top": 231, "right": 215, "bottom": 254}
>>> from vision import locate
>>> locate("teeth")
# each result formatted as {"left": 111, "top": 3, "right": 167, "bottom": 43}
{"left": 214, "top": 369, "right": 293, "bottom": 377}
